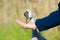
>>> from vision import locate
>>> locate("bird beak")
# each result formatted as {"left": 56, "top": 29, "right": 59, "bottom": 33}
{"left": 24, "top": 10, "right": 29, "bottom": 24}
{"left": 26, "top": 16, "right": 28, "bottom": 24}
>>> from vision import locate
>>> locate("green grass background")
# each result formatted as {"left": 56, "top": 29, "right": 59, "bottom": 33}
{"left": 0, "top": 0, "right": 60, "bottom": 40}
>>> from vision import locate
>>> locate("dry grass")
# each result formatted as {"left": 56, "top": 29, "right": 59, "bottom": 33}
{"left": 0, "top": 0, "right": 60, "bottom": 40}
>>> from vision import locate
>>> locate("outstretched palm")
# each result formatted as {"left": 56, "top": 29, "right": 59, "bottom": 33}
{"left": 16, "top": 19, "right": 36, "bottom": 30}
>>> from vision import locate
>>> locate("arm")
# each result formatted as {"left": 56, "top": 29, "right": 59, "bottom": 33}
{"left": 16, "top": 11, "right": 60, "bottom": 31}
{"left": 35, "top": 11, "right": 60, "bottom": 31}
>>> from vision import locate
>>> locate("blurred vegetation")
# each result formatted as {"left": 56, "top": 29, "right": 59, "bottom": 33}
{"left": 0, "top": 0, "right": 60, "bottom": 40}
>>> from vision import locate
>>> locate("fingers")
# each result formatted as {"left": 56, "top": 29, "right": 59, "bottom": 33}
{"left": 16, "top": 19, "right": 27, "bottom": 28}
{"left": 16, "top": 19, "right": 37, "bottom": 30}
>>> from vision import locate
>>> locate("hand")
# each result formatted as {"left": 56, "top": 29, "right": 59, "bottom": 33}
{"left": 16, "top": 19, "right": 37, "bottom": 30}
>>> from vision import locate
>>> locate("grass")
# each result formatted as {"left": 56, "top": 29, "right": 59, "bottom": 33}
{"left": 0, "top": 23, "right": 59, "bottom": 40}
{"left": 0, "top": 0, "right": 59, "bottom": 40}
{"left": 0, "top": 20, "right": 32, "bottom": 40}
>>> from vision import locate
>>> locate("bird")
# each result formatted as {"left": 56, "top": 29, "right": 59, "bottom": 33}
{"left": 24, "top": 9, "right": 46, "bottom": 40}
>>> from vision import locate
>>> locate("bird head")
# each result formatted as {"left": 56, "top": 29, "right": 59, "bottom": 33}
{"left": 24, "top": 9, "right": 34, "bottom": 23}
{"left": 24, "top": 9, "right": 33, "bottom": 19}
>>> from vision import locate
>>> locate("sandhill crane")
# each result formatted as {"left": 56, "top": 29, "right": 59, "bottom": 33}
{"left": 24, "top": 9, "right": 46, "bottom": 40}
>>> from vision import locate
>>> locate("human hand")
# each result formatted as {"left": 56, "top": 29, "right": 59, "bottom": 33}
{"left": 16, "top": 19, "right": 37, "bottom": 30}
